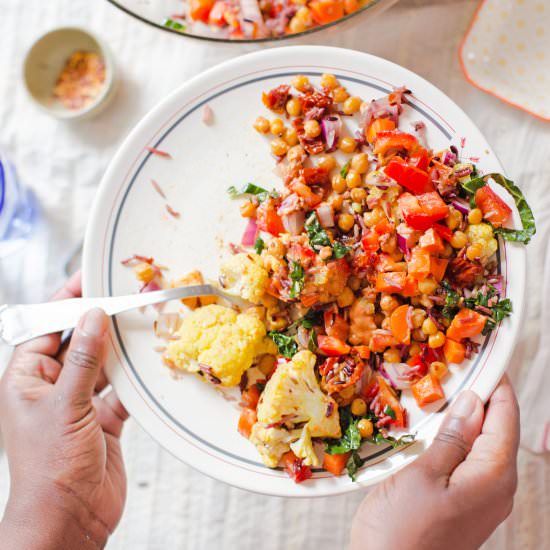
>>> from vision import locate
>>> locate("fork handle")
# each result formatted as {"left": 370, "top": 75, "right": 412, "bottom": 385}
{"left": 0, "top": 285, "right": 214, "bottom": 346}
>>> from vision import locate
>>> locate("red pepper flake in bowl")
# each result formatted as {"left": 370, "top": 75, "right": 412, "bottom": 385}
{"left": 53, "top": 51, "right": 105, "bottom": 110}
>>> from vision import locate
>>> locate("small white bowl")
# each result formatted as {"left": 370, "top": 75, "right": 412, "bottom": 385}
{"left": 23, "top": 27, "right": 115, "bottom": 120}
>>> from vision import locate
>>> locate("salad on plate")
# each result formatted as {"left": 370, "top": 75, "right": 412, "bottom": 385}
{"left": 123, "top": 73, "right": 534, "bottom": 482}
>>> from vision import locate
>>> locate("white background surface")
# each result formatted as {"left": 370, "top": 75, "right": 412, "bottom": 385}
{"left": 0, "top": 0, "right": 549, "bottom": 548}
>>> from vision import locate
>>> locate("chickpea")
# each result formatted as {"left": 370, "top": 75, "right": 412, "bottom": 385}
{"left": 348, "top": 276, "right": 361, "bottom": 292}
{"left": 418, "top": 277, "right": 438, "bottom": 295}
{"left": 346, "top": 170, "right": 362, "bottom": 189}
{"left": 333, "top": 86, "right": 349, "bottom": 103}
{"left": 430, "top": 361, "right": 448, "bottom": 379}
{"left": 320, "top": 73, "right": 339, "bottom": 89}
{"left": 258, "top": 354, "right": 276, "bottom": 375}
{"left": 384, "top": 347, "right": 401, "bottom": 363}
{"left": 446, "top": 206, "right": 462, "bottom": 230}
{"left": 270, "top": 118, "right": 285, "bottom": 136}
{"left": 284, "top": 128, "right": 299, "bottom": 146}
{"left": 363, "top": 207, "right": 384, "bottom": 227}
{"left": 343, "top": 96, "right": 362, "bottom": 115}
{"left": 338, "top": 213, "right": 355, "bottom": 232}
{"left": 411, "top": 308, "right": 426, "bottom": 329}
{"left": 319, "top": 246, "right": 333, "bottom": 261}
{"left": 267, "top": 238, "right": 286, "bottom": 258}
{"left": 336, "top": 286, "right": 354, "bottom": 308}
{"left": 266, "top": 309, "right": 288, "bottom": 331}
{"left": 351, "top": 202, "right": 363, "bottom": 214}
{"left": 289, "top": 15, "right": 306, "bottom": 33}
{"left": 240, "top": 201, "right": 257, "bottom": 218}
{"left": 271, "top": 138, "right": 289, "bottom": 157}
{"left": 304, "top": 119, "right": 321, "bottom": 138}
{"left": 409, "top": 341, "right": 422, "bottom": 357}
{"left": 286, "top": 97, "right": 302, "bottom": 117}
{"left": 317, "top": 155, "right": 336, "bottom": 172}
{"left": 296, "top": 6, "right": 312, "bottom": 22}
{"left": 358, "top": 419, "right": 374, "bottom": 438}
{"left": 466, "top": 243, "right": 483, "bottom": 261}
{"left": 291, "top": 75, "right": 310, "bottom": 92}
{"left": 380, "top": 293, "right": 399, "bottom": 313}
{"left": 339, "top": 136, "right": 356, "bottom": 153}
{"left": 450, "top": 230, "right": 468, "bottom": 249}
{"left": 420, "top": 295, "right": 434, "bottom": 309}
{"left": 422, "top": 317, "right": 438, "bottom": 336}
{"left": 351, "top": 188, "right": 367, "bottom": 202}
{"left": 287, "top": 145, "right": 305, "bottom": 163}
{"left": 351, "top": 153, "right": 369, "bottom": 174}
{"left": 253, "top": 116, "right": 270, "bottom": 134}
{"left": 351, "top": 397, "right": 367, "bottom": 417}
{"left": 246, "top": 306, "right": 266, "bottom": 321}
{"left": 332, "top": 174, "right": 347, "bottom": 194}
{"left": 428, "top": 331, "right": 446, "bottom": 349}
{"left": 329, "top": 193, "right": 345, "bottom": 211}
{"left": 412, "top": 328, "right": 427, "bottom": 342}
{"left": 468, "top": 208, "right": 483, "bottom": 225}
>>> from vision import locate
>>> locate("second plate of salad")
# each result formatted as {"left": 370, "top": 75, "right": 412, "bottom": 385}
{"left": 83, "top": 46, "right": 531, "bottom": 497}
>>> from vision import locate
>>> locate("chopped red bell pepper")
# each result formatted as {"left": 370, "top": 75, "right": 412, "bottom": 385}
{"left": 256, "top": 198, "right": 285, "bottom": 236}
{"left": 384, "top": 159, "right": 434, "bottom": 194}
{"left": 475, "top": 185, "right": 512, "bottom": 227}
{"left": 416, "top": 192, "right": 449, "bottom": 221}
{"left": 282, "top": 451, "right": 312, "bottom": 483}
{"left": 324, "top": 311, "right": 350, "bottom": 342}
{"left": 398, "top": 193, "right": 435, "bottom": 231}
{"left": 208, "top": 1, "right": 227, "bottom": 25}
{"left": 409, "top": 148, "right": 430, "bottom": 171}
{"left": 433, "top": 223, "right": 453, "bottom": 242}
{"left": 373, "top": 131, "right": 420, "bottom": 157}
{"left": 317, "top": 335, "right": 351, "bottom": 356}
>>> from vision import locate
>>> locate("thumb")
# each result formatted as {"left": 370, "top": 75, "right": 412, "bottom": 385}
{"left": 415, "top": 390, "right": 484, "bottom": 480}
{"left": 57, "top": 308, "right": 108, "bottom": 407}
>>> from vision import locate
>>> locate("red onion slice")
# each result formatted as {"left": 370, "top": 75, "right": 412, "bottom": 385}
{"left": 241, "top": 217, "right": 258, "bottom": 246}
{"left": 381, "top": 362, "right": 414, "bottom": 390}
{"left": 451, "top": 200, "right": 470, "bottom": 215}
{"left": 282, "top": 211, "right": 305, "bottom": 236}
{"left": 316, "top": 203, "right": 335, "bottom": 227}
{"left": 321, "top": 115, "right": 342, "bottom": 153}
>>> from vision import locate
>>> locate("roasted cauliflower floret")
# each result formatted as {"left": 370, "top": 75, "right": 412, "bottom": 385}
{"left": 219, "top": 253, "right": 269, "bottom": 304}
{"left": 165, "top": 304, "right": 276, "bottom": 387}
{"left": 466, "top": 222, "right": 498, "bottom": 258}
{"left": 251, "top": 350, "right": 340, "bottom": 467}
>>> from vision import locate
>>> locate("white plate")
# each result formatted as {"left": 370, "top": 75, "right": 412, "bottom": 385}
{"left": 83, "top": 46, "right": 526, "bottom": 497}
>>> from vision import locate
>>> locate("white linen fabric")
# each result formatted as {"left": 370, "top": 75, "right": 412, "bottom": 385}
{"left": 0, "top": 1, "right": 549, "bottom": 549}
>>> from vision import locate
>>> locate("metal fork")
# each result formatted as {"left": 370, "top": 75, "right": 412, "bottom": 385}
{"left": 0, "top": 284, "right": 250, "bottom": 346}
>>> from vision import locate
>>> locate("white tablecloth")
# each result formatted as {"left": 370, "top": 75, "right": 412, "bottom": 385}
{"left": 1, "top": 1, "right": 549, "bottom": 548}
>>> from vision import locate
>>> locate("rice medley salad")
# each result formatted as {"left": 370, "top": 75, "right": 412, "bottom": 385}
{"left": 163, "top": 0, "right": 375, "bottom": 39}
{"left": 125, "top": 74, "right": 534, "bottom": 483}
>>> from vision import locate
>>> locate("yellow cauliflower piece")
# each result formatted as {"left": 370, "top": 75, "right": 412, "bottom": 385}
{"left": 165, "top": 304, "right": 276, "bottom": 387}
{"left": 219, "top": 253, "right": 268, "bottom": 304}
{"left": 249, "top": 425, "right": 302, "bottom": 468}
{"left": 466, "top": 223, "right": 498, "bottom": 258}
{"left": 251, "top": 350, "right": 340, "bottom": 467}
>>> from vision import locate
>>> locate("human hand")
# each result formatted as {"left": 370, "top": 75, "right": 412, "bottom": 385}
{"left": 351, "top": 376, "right": 519, "bottom": 550}
{"left": 0, "top": 272, "right": 128, "bottom": 550}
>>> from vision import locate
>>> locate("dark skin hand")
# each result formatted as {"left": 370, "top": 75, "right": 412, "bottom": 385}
{"left": 0, "top": 272, "right": 128, "bottom": 550}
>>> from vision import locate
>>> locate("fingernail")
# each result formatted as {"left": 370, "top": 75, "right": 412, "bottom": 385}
{"left": 449, "top": 390, "right": 477, "bottom": 418}
{"left": 79, "top": 308, "right": 107, "bottom": 337}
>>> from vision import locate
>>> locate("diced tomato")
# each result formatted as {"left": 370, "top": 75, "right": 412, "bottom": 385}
{"left": 475, "top": 185, "right": 512, "bottom": 227}
{"left": 446, "top": 308, "right": 487, "bottom": 341}
{"left": 430, "top": 257, "right": 449, "bottom": 282}
{"left": 419, "top": 227, "right": 444, "bottom": 254}
{"left": 398, "top": 193, "right": 434, "bottom": 231}
{"left": 443, "top": 338, "right": 466, "bottom": 364}
{"left": 407, "top": 246, "right": 431, "bottom": 281}
{"left": 208, "top": 1, "right": 227, "bottom": 25}
{"left": 366, "top": 118, "right": 396, "bottom": 144}
{"left": 256, "top": 198, "right": 285, "bottom": 235}
{"left": 373, "top": 131, "right": 420, "bottom": 157}
{"left": 309, "top": 0, "right": 344, "bottom": 24}
{"left": 317, "top": 335, "right": 351, "bottom": 356}
{"left": 240, "top": 385, "right": 261, "bottom": 409}
{"left": 282, "top": 451, "right": 312, "bottom": 484}
{"left": 323, "top": 451, "right": 351, "bottom": 476}
{"left": 417, "top": 192, "right": 449, "bottom": 221}
{"left": 411, "top": 374, "right": 445, "bottom": 407}
{"left": 384, "top": 160, "right": 434, "bottom": 194}
{"left": 288, "top": 180, "right": 322, "bottom": 207}
{"left": 238, "top": 408, "right": 257, "bottom": 438}
{"left": 401, "top": 275, "right": 420, "bottom": 297}
{"left": 361, "top": 230, "right": 380, "bottom": 253}
{"left": 390, "top": 304, "right": 411, "bottom": 345}
{"left": 369, "top": 330, "right": 399, "bottom": 353}
{"left": 377, "top": 376, "right": 406, "bottom": 427}
{"left": 301, "top": 167, "right": 329, "bottom": 186}
{"left": 375, "top": 272, "right": 407, "bottom": 293}
{"left": 409, "top": 148, "right": 430, "bottom": 171}
{"left": 407, "top": 355, "right": 428, "bottom": 377}
{"left": 189, "top": 0, "right": 215, "bottom": 22}
{"left": 374, "top": 217, "right": 394, "bottom": 235}
{"left": 324, "top": 311, "right": 350, "bottom": 342}
{"left": 433, "top": 223, "right": 453, "bottom": 242}
{"left": 377, "top": 253, "right": 402, "bottom": 272}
